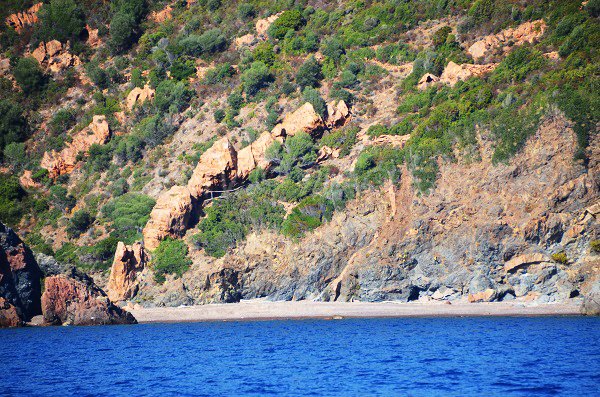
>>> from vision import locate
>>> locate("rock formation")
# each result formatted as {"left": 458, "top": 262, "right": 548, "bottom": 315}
{"left": 19, "top": 170, "right": 42, "bottom": 189}
{"left": 439, "top": 61, "right": 497, "bottom": 87}
{"left": 236, "top": 131, "right": 276, "bottom": 180}
{"left": 417, "top": 73, "right": 439, "bottom": 90}
{"left": 0, "top": 222, "right": 42, "bottom": 324}
{"left": 271, "top": 102, "right": 325, "bottom": 139}
{"left": 234, "top": 34, "right": 257, "bottom": 49}
{"left": 143, "top": 186, "right": 194, "bottom": 250}
{"left": 42, "top": 268, "right": 137, "bottom": 326}
{"left": 256, "top": 13, "right": 282, "bottom": 38}
{"left": 582, "top": 279, "right": 600, "bottom": 315}
{"left": 107, "top": 242, "right": 147, "bottom": 302}
{"left": 149, "top": 5, "right": 173, "bottom": 23}
{"left": 0, "top": 297, "right": 21, "bottom": 327}
{"left": 143, "top": 102, "right": 350, "bottom": 251}
{"left": 126, "top": 85, "right": 155, "bottom": 110}
{"left": 187, "top": 137, "right": 238, "bottom": 198}
{"left": 325, "top": 100, "right": 350, "bottom": 129}
{"left": 31, "top": 40, "right": 81, "bottom": 73}
{"left": 5, "top": 3, "right": 42, "bottom": 33}
{"left": 467, "top": 20, "right": 546, "bottom": 60}
{"left": 85, "top": 25, "right": 100, "bottom": 48}
{"left": 41, "top": 115, "right": 111, "bottom": 178}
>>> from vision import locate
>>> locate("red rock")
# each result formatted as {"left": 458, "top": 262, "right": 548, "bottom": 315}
{"left": 143, "top": 186, "right": 194, "bottom": 251}
{"left": 236, "top": 131, "right": 275, "bottom": 180}
{"left": 271, "top": 103, "right": 325, "bottom": 139}
{"left": 107, "top": 242, "right": 147, "bottom": 302}
{"left": 41, "top": 115, "right": 111, "bottom": 178}
{"left": 187, "top": 137, "right": 238, "bottom": 198}
{"left": 5, "top": 3, "right": 42, "bottom": 33}
{"left": 0, "top": 297, "right": 22, "bottom": 327}
{"left": 42, "top": 272, "right": 137, "bottom": 326}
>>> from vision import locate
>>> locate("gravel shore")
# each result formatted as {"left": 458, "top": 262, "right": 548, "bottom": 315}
{"left": 129, "top": 299, "right": 583, "bottom": 323}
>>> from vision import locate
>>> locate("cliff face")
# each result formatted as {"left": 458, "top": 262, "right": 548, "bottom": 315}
{"left": 0, "top": 222, "right": 42, "bottom": 323}
{"left": 132, "top": 114, "right": 599, "bottom": 307}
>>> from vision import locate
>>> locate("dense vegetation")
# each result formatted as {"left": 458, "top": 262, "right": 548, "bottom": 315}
{"left": 0, "top": 0, "right": 596, "bottom": 280}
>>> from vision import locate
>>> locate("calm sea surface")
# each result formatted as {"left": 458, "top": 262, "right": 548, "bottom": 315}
{"left": 1, "top": 317, "right": 599, "bottom": 396}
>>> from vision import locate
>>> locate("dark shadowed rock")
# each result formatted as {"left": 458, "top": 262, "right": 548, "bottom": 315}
{"left": 0, "top": 222, "right": 42, "bottom": 324}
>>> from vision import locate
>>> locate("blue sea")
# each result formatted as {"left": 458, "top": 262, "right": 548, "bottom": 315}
{"left": 1, "top": 317, "right": 599, "bottom": 396}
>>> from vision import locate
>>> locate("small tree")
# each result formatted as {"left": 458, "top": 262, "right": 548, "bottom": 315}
{"left": 13, "top": 57, "right": 45, "bottom": 94}
{"left": 302, "top": 87, "right": 326, "bottom": 118}
{"left": 37, "top": 0, "right": 85, "bottom": 43}
{"left": 241, "top": 61, "right": 272, "bottom": 96}
{"left": 67, "top": 210, "right": 93, "bottom": 238}
{"left": 268, "top": 9, "right": 304, "bottom": 40}
{"left": 152, "top": 238, "right": 192, "bottom": 283}
{"left": 109, "top": 11, "right": 137, "bottom": 53}
{"left": 296, "top": 56, "right": 322, "bottom": 89}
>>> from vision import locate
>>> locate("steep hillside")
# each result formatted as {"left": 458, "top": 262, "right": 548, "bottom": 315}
{"left": 0, "top": 0, "right": 598, "bottom": 312}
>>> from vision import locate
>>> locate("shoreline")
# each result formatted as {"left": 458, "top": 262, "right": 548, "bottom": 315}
{"left": 128, "top": 300, "right": 584, "bottom": 324}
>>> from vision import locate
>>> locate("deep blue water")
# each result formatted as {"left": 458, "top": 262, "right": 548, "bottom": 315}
{"left": 1, "top": 317, "right": 599, "bottom": 396}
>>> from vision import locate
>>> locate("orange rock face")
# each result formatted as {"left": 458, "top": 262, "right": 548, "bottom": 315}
{"left": 42, "top": 273, "right": 137, "bottom": 326}
{"left": 467, "top": 289, "right": 497, "bottom": 303}
{"left": 125, "top": 85, "right": 155, "bottom": 110}
{"left": 187, "top": 137, "right": 238, "bottom": 198}
{"left": 149, "top": 5, "right": 173, "bottom": 23}
{"left": 467, "top": 20, "right": 546, "bottom": 60}
{"left": 439, "top": 61, "right": 497, "bottom": 87}
{"left": 417, "top": 73, "right": 439, "bottom": 90}
{"left": 236, "top": 131, "right": 275, "bottom": 180}
{"left": 31, "top": 40, "right": 81, "bottom": 73}
{"left": 0, "top": 297, "right": 21, "bottom": 327}
{"left": 271, "top": 102, "right": 325, "bottom": 139}
{"left": 143, "top": 186, "right": 195, "bottom": 250}
{"left": 19, "top": 170, "right": 42, "bottom": 189}
{"left": 325, "top": 100, "right": 350, "bottom": 129}
{"left": 85, "top": 24, "right": 100, "bottom": 48}
{"left": 256, "top": 13, "right": 282, "bottom": 38}
{"left": 5, "top": 3, "right": 42, "bottom": 33}
{"left": 107, "top": 242, "right": 147, "bottom": 302}
{"left": 41, "top": 115, "right": 111, "bottom": 178}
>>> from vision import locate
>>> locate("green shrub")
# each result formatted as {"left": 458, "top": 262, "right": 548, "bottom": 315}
{"left": 0, "top": 100, "right": 28, "bottom": 161}
{"left": 241, "top": 61, "right": 272, "bottom": 96}
{"left": 101, "top": 192, "right": 155, "bottom": 241}
{"left": 319, "top": 126, "right": 358, "bottom": 157}
{"left": 180, "top": 29, "right": 227, "bottom": 57}
{"left": 36, "top": 0, "right": 85, "bottom": 43}
{"left": 194, "top": 191, "right": 284, "bottom": 257}
{"left": 253, "top": 42, "right": 276, "bottom": 66}
{"left": 170, "top": 57, "right": 196, "bottom": 80}
{"left": 3, "top": 142, "right": 27, "bottom": 171}
{"left": 302, "top": 87, "right": 326, "bottom": 118}
{"left": 281, "top": 195, "right": 333, "bottom": 238}
{"left": 49, "top": 185, "right": 76, "bottom": 213}
{"left": 49, "top": 108, "right": 76, "bottom": 135}
{"left": 591, "top": 240, "right": 600, "bottom": 253}
{"left": 238, "top": 3, "right": 256, "bottom": 19}
{"left": 152, "top": 238, "right": 192, "bottom": 283}
{"left": 213, "top": 108, "right": 226, "bottom": 123}
{"left": 268, "top": 9, "right": 304, "bottom": 40}
{"left": 0, "top": 173, "right": 26, "bottom": 226}
{"left": 67, "top": 210, "right": 93, "bottom": 238}
{"left": 154, "top": 80, "right": 192, "bottom": 113}
{"left": 86, "top": 61, "right": 110, "bottom": 89}
{"left": 203, "top": 63, "right": 235, "bottom": 84}
{"left": 432, "top": 25, "right": 452, "bottom": 48}
{"left": 13, "top": 57, "right": 46, "bottom": 94}
{"left": 296, "top": 56, "right": 322, "bottom": 89}
{"left": 551, "top": 251, "right": 569, "bottom": 265}
{"left": 109, "top": 11, "right": 138, "bottom": 53}
{"left": 491, "top": 46, "right": 546, "bottom": 83}
{"left": 272, "top": 131, "right": 317, "bottom": 174}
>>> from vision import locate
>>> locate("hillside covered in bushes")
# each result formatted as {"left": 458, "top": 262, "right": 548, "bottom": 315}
{"left": 0, "top": 0, "right": 598, "bottom": 308}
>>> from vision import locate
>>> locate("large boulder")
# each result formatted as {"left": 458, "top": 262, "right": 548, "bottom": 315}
{"left": 143, "top": 186, "right": 194, "bottom": 251}
{"left": 187, "top": 137, "right": 238, "bottom": 198}
{"left": 42, "top": 268, "right": 137, "bottom": 326}
{"left": 439, "top": 61, "right": 497, "bottom": 87}
{"left": 467, "top": 20, "right": 546, "bottom": 60}
{"left": 0, "top": 297, "right": 21, "bottom": 327}
{"left": 5, "top": 3, "right": 42, "bottom": 33}
{"left": 324, "top": 100, "right": 350, "bottom": 129}
{"left": 236, "top": 131, "right": 275, "bottom": 180}
{"left": 31, "top": 40, "right": 80, "bottom": 73}
{"left": 255, "top": 12, "right": 282, "bottom": 38}
{"left": 417, "top": 73, "right": 439, "bottom": 90}
{"left": 0, "top": 222, "right": 42, "bottom": 324}
{"left": 582, "top": 280, "right": 600, "bottom": 316}
{"left": 106, "top": 242, "right": 147, "bottom": 302}
{"left": 271, "top": 102, "right": 325, "bottom": 139}
{"left": 41, "top": 115, "right": 110, "bottom": 178}
{"left": 125, "top": 85, "right": 155, "bottom": 110}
